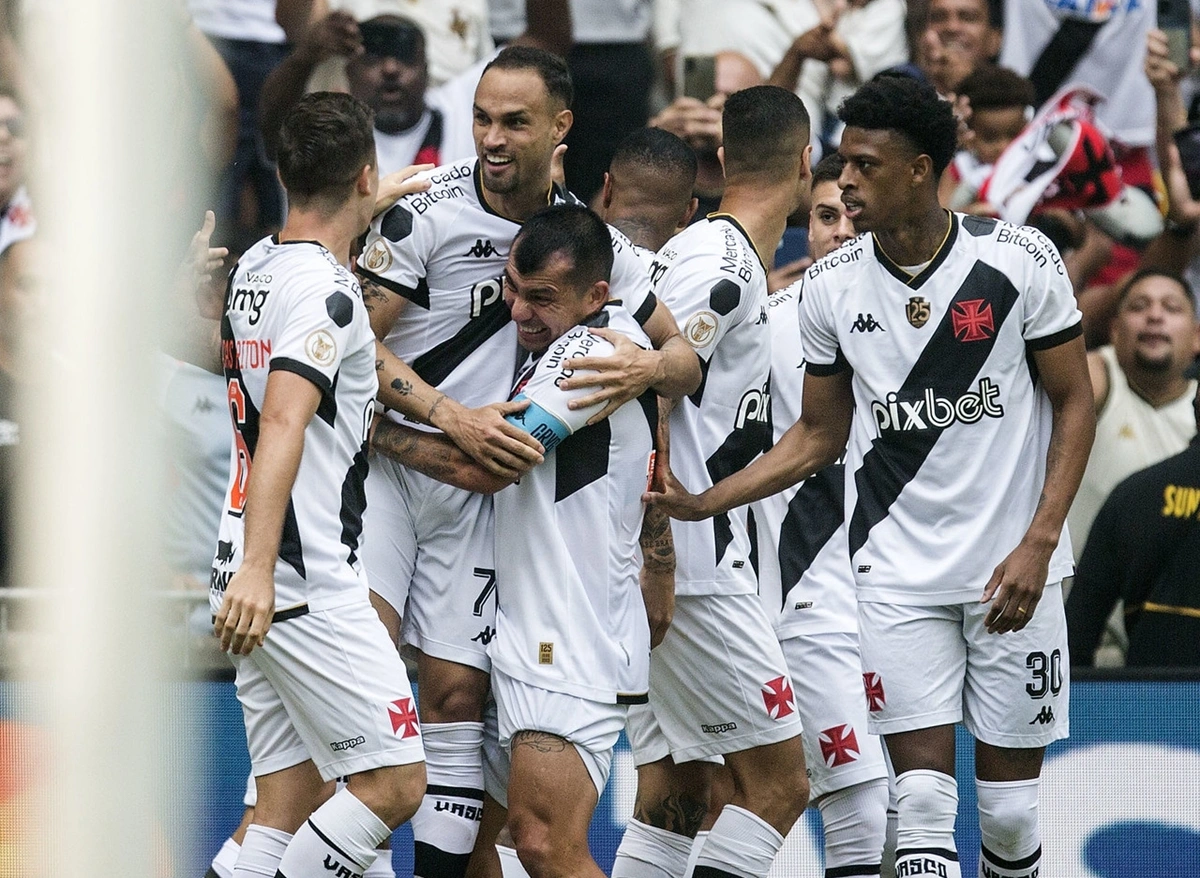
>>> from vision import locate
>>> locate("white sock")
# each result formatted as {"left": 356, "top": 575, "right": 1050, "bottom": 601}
{"left": 363, "top": 848, "right": 395, "bottom": 878}
{"left": 893, "top": 770, "right": 960, "bottom": 878}
{"left": 976, "top": 778, "right": 1041, "bottom": 878}
{"left": 412, "top": 722, "right": 485, "bottom": 878}
{"left": 208, "top": 838, "right": 241, "bottom": 878}
{"left": 612, "top": 818, "right": 693, "bottom": 877}
{"left": 233, "top": 825, "right": 291, "bottom": 878}
{"left": 693, "top": 805, "right": 784, "bottom": 878}
{"left": 497, "top": 843, "right": 532, "bottom": 878}
{"left": 277, "top": 789, "right": 389, "bottom": 878}
{"left": 819, "top": 778, "right": 889, "bottom": 876}
{"left": 682, "top": 830, "right": 710, "bottom": 878}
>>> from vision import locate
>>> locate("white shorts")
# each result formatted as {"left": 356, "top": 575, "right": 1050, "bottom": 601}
{"left": 626, "top": 593, "right": 802, "bottom": 765}
{"left": 492, "top": 669, "right": 626, "bottom": 804}
{"left": 361, "top": 454, "right": 497, "bottom": 670}
{"left": 233, "top": 599, "right": 425, "bottom": 782}
{"left": 780, "top": 631, "right": 888, "bottom": 800}
{"left": 857, "top": 584, "right": 1070, "bottom": 748}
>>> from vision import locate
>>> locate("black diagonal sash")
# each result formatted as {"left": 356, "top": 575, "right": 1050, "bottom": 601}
{"left": 847, "top": 261, "right": 1020, "bottom": 558}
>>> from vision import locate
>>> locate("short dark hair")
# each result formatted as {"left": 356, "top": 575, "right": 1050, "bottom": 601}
{"left": 483, "top": 45, "right": 573, "bottom": 110}
{"left": 838, "top": 74, "right": 959, "bottom": 176}
{"left": 512, "top": 204, "right": 614, "bottom": 292}
{"left": 277, "top": 92, "right": 376, "bottom": 205}
{"left": 957, "top": 65, "right": 1034, "bottom": 112}
{"left": 722, "top": 85, "right": 810, "bottom": 177}
{"left": 811, "top": 153, "right": 846, "bottom": 188}
{"left": 1119, "top": 267, "right": 1197, "bottom": 313}
{"left": 610, "top": 127, "right": 698, "bottom": 188}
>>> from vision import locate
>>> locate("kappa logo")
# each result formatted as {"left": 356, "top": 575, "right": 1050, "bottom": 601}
{"left": 471, "top": 625, "right": 496, "bottom": 645}
{"left": 1029, "top": 705, "right": 1055, "bottom": 726}
{"left": 819, "top": 724, "right": 861, "bottom": 767}
{"left": 850, "top": 312, "right": 886, "bottom": 333}
{"left": 951, "top": 298, "right": 996, "bottom": 342}
{"left": 863, "top": 672, "right": 886, "bottom": 712}
{"left": 761, "top": 676, "right": 796, "bottom": 720}
{"left": 330, "top": 735, "right": 365, "bottom": 752}
{"left": 463, "top": 238, "right": 501, "bottom": 259}
{"left": 701, "top": 721, "right": 738, "bottom": 734}
{"left": 388, "top": 697, "right": 421, "bottom": 738}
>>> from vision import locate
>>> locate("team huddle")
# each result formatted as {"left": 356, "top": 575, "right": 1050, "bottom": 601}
{"left": 210, "top": 46, "right": 1094, "bottom": 878}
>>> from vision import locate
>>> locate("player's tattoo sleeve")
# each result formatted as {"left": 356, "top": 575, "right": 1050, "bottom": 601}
{"left": 639, "top": 506, "right": 676, "bottom": 573}
{"left": 359, "top": 275, "right": 392, "bottom": 315}
{"left": 371, "top": 419, "right": 510, "bottom": 494}
{"left": 634, "top": 792, "right": 708, "bottom": 836}
{"left": 511, "top": 730, "right": 569, "bottom": 753}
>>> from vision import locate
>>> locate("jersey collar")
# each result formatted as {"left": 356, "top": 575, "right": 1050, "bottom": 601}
{"left": 872, "top": 210, "right": 958, "bottom": 290}
{"left": 706, "top": 212, "right": 768, "bottom": 274}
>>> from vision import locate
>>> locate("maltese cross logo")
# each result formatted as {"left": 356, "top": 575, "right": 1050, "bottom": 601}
{"left": 819, "top": 724, "right": 861, "bottom": 767}
{"left": 761, "top": 676, "right": 796, "bottom": 720}
{"left": 951, "top": 299, "right": 995, "bottom": 342}
{"left": 388, "top": 697, "right": 420, "bottom": 738}
{"left": 863, "top": 673, "right": 886, "bottom": 712}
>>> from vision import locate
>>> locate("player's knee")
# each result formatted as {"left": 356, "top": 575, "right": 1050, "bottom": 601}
{"left": 817, "top": 778, "right": 889, "bottom": 867}
{"left": 415, "top": 669, "right": 489, "bottom": 723}
{"left": 976, "top": 777, "right": 1040, "bottom": 857}
{"left": 895, "top": 769, "right": 957, "bottom": 836}
{"left": 735, "top": 753, "right": 809, "bottom": 832}
{"left": 507, "top": 809, "right": 563, "bottom": 877}
{"left": 347, "top": 762, "right": 427, "bottom": 828}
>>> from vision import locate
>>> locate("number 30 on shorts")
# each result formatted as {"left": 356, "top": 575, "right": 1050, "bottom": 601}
{"left": 1025, "top": 650, "right": 1063, "bottom": 700}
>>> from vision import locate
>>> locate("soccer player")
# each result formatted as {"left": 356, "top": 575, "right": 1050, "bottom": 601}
{"left": 650, "top": 74, "right": 1096, "bottom": 878}
{"left": 356, "top": 45, "right": 700, "bottom": 877}
{"left": 485, "top": 203, "right": 660, "bottom": 877}
{"left": 599, "top": 127, "right": 699, "bottom": 257}
{"left": 753, "top": 152, "right": 891, "bottom": 878}
{"left": 211, "top": 92, "right": 426, "bottom": 878}
{"left": 612, "top": 85, "right": 813, "bottom": 878}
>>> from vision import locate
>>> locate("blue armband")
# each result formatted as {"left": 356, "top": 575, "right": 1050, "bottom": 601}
{"left": 505, "top": 393, "right": 571, "bottom": 453}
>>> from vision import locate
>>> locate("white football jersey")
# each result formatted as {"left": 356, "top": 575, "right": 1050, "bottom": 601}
{"left": 651, "top": 215, "right": 772, "bottom": 596}
{"left": 210, "top": 237, "right": 378, "bottom": 614}
{"left": 800, "top": 213, "right": 1081, "bottom": 605}
{"left": 358, "top": 158, "right": 654, "bottom": 425}
{"left": 489, "top": 303, "right": 655, "bottom": 704}
{"left": 752, "top": 284, "right": 858, "bottom": 638}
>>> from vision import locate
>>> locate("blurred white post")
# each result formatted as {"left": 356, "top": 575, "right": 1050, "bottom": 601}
{"left": 25, "top": 1, "right": 190, "bottom": 876}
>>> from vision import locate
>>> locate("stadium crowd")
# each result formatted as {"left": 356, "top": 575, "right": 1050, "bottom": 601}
{"left": 3, "top": 0, "right": 1199, "bottom": 876}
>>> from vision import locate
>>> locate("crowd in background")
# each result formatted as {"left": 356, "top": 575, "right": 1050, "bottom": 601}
{"left": 0, "top": 0, "right": 1193, "bottom": 667}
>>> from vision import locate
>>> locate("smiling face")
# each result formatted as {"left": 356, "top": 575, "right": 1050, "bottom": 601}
{"left": 345, "top": 22, "right": 428, "bottom": 135}
{"left": 837, "top": 127, "right": 926, "bottom": 234}
{"left": 1112, "top": 274, "right": 1200, "bottom": 375}
{"left": 473, "top": 67, "right": 571, "bottom": 200}
{"left": 502, "top": 249, "right": 605, "bottom": 354}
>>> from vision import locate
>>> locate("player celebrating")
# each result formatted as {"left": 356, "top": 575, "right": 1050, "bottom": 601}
{"left": 482, "top": 204, "right": 659, "bottom": 877}
{"left": 356, "top": 45, "right": 699, "bottom": 877}
{"left": 753, "top": 153, "right": 891, "bottom": 878}
{"left": 612, "top": 85, "right": 813, "bottom": 878}
{"left": 651, "top": 75, "right": 1096, "bottom": 878}
{"left": 211, "top": 92, "right": 426, "bottom": 878}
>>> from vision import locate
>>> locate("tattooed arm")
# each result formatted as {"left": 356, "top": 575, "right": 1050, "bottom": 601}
{"left": 371, "top": 419, "right": 513, "bottom": 494}
{"left": 361, "top": 274, "right": 544, "bottom": 479}
{"left": 640, "top": 397, "right": 676, "bottom": 647}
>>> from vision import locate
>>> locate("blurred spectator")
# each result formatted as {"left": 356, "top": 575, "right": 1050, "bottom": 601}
{"left": 770, "top": 0, "right": 909, "bottom": 149}
{"left": 1066, "top": 383, "right": 1200, "bottom": 667}
{"left": 279, "top": 0, "right": 494, "bottom": 87}
{"left": 0, "top": 237, "right": 36, "bottom": 588}
{"left": 939, "top": 63, "right": 1033, "bottom": 209}
{"left": 1068, "top": 267, "right": 1200, "bottom": 560}
{"left": 0, "top": 88, "right": 33, "bottom": 257}
{"left": 916, "top": 0, "right": 1002, "bottom": 95}
{"left": 654, "top": 0, "right": 811, "bottom": 91}
{"left": 260, "top": 13, "right": 442, "bottom": 175}
{"left": 188, "top": 0, "right": 289, "bottom": 239}
{"left": 492, "top": 0, "right": 652, "bottom": 204}
{"left": 649, "top": 50, "right": 763, "bottom": 220}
